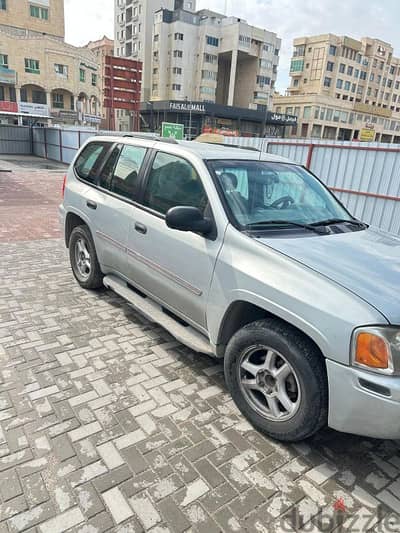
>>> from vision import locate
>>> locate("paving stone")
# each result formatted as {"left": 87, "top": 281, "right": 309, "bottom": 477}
{"left": 92, "top": 464, "right": 133, "bottom": 493}
{"left": 7, "top": 501, "right": 55, "bottom": 533}
{"left": 130, "top": 493, "right": 161, "bottom": 530}
{"left": 102, "top": 486, "right": 134, "bottom": 525}
{"left": 23, "top": 473, "right": 49, "bottom": 506}
{"left": 0, "top": 469, "right": 23, "bottom": 501}
{"left": 38, "top": 506, "right": 85, "bottom": 533}
{"left": 75, "top": 483, "right": 104, "bottom": 518}
{"left": 158, "top": 496, "right": 191, "bottom": 533}
{"left": 0, "top": 494, "right": 28, "bottom": 522}
{"left": 121, "top": 445, "right": 148, "bottom": 474}
{"left": 96, "top": 441, "right": 125, "bottom": 470}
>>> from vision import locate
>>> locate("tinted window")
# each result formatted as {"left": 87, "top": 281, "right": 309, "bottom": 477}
{"left": 74, "top": 142, "right": 110, "bottom": 183}
{"left": 109, "top": 144, "right": 147, "bottom": 200}
{"left": 142, "top": 152, "right": 208, "bottom": 215}
{"left": 99, "top": 145, "right": 122, "bottom": 190}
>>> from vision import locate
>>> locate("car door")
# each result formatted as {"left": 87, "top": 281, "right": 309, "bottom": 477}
{"left": 124, "top": 150, "right": 225, "bottom": 331}
{"left": 84, "top": 142, "right": 148, "bottom": 276}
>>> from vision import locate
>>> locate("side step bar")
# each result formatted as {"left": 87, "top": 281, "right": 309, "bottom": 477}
{"left": 103, "top": 275, "right": 213, "bottom": 355}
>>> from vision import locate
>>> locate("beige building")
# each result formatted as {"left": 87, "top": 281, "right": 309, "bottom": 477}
{"left": 85, "top": 36, "right": 114, "bottom": 128}
{"left": 0, "top": 0, "right": 101, "bottom": 126}
{"left": 273, "top": 34, "right": 400, "bottom": 143}
{"left": 150, "top": 7, "right": 280, "bottom": 110}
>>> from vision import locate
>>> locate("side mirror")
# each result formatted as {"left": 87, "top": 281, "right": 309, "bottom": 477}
{"left": 166, "top": 206, "right": 213, "bottom": 236}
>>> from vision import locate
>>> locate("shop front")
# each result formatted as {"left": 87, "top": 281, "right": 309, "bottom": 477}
{"left": 140, "top": 100, "right": 297, "bottom": 139}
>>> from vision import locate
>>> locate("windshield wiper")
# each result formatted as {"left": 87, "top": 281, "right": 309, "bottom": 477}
{"left": 310, "top": 218, "right": 368, "bottom": 228}
{"left": 246, "top": 220, "right": 327, "bottom": 235}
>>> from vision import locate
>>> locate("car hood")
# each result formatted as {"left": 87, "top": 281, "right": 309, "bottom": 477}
{"left": 255, "top": 226, "right": 400, "bottom": 324}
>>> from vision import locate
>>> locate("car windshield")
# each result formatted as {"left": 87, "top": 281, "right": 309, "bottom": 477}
{"left": 209, "top": 160, "right": 352, "bottom": 228}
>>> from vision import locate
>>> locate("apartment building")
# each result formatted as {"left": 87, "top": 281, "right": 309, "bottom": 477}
{"left": 150, "top": 7, "right": 280, "bottom": 110}
{"left": 85, "top": 36, "right": 114, "bottom": 128}
{"left": 0, "top": 0, "right": 101, "bottom": 126}
{"left": 273, "top": 34, "right": 400, "bottom": 143}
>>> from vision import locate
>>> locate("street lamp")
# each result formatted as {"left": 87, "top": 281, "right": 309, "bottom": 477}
{"left": 259, "top": 83, "right": 269, "bottom": 137}
{"left": 184, "top": 96, "right": 192, "bottom": 140}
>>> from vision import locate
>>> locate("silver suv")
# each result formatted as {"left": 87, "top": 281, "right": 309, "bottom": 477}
{"left": 60, "top": 134, "right": 400, "bottom": 442}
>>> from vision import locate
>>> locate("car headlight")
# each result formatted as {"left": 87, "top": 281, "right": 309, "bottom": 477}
{"left": 351, "top": 327, "right": 400, "bottom": 375}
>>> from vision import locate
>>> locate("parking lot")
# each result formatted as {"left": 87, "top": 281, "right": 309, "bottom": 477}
{"left": 1, "top": 158, "right": 400, "bottom": 532}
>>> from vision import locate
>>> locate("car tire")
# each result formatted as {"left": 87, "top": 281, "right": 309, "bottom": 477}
{"left": 69, "top": 225, "right": 103, "bottom": 290}
{"left": 224, "top": 318, "right": 328, "bottom": 442}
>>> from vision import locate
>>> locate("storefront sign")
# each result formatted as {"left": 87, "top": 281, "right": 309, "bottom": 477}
{"left": 169, "top": 102, "right": 206, "bottom": 113}
{"left": 19, "top": 102, "right": 49, "bottom": 116}
{"left": 360, "top": 128, "right": 375, "bottom": 142}
{"left": 162, "top": 122, "right": 184, "bottom": 140}
{"left": 0, "top": 101, "right": 18, "bottom": 113}
{"left": 84, "top": 114, "right": 101, "bottom": 124}
{"left": 268, "top": 112, "right": 297, "bottom": 125}
{"left": 0, "top": 67, "right": 16, "bottom": 85}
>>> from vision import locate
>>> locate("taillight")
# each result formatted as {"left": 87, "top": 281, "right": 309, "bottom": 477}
{"left": 62, "top": 174, "right": 67, "bottom": 199}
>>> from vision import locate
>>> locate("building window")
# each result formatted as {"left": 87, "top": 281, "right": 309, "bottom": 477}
{"left": 370, "top": 73, "right": 374, "bottom": 81}
{"left": 153, "top": 67, "right": 158, "bottom": 75}
{"left": 0, "top": 86, "right": 4, "bottom": 100}
{"left": 173, "top": 50, "right": 183, "bottom": 58}
{"left": 324, "top": 77, "right": 331, "bottom": 87}
{"left": 360, "top": 71, "right": 367, "bottom": 80}
{"left": 202, "top": 70, "right": 217, "bottom": 81}
{"left": 293, "top": 45, "right": 305, "bottom": 57}
{"left": 290, "top": 59, "right": 304, "bottom": 72}
{"left": 256, "top": 75, "right": 270, "bottom": 85}
{"left": 274, "top": 48, "right": 279, "bottom": 56}
{"left": 259, "top": 58, "right": 272, "bottom": 69}
{"left": 326, "top": 61, "right": 334, "bottom": 72}
{"left": 204, "top": 53, "right": 218, "bottom": 64}
{"left": 344, "top": 81, "right": 351, "bottom": 91}
{"left": 54, "top": 64, "right": 68, "bottom": 77}
{"left": 80, "top": 68, "right": 85, "bottom": 82}
{"left": 0, "top": 0, "right": 5, "bottom": 10}
{"left": 172, "top": 67, "right": 182, "bottom": 75}
{"left": 20, "top": 88, "right": 27, "bottom": 101}
{"left": 0, "top": 54, "right": 8, "bottom": 68}
{"left": 24, "top": 58, "right": 40, "bottom": 74}
{"left": 206, "top": 35, "right": 219, "bottom": 47}
{"left": 347, "top": 66, "right": 353, "bottom": 76}
{"left": 154, "top": 34, "right": 159, "bottom": 42}
{"left": 329, "top": 45, "right": 337, "bottom": 56}
{"left": 92, "top": 73, "right": 97, "bottom": 86}
{"left": 200, "top": 86, "right": 215, "bottom": 95}
{"left": 339, "top": 63, "right": 345, "bottom": 73}
{"left": 9, "top": 86, "right": 16, "bottom": 102}
{"left": 174, "top": 33, "right": 184, "bottom": 41}
{"left": 354, "top": 69, "right": 359, "bottom": 78}
{"left": 293, "top": 79, "right": 299, "bottom": 87}
{"left": 172, "top": 84, "right": 181, "bottom": 91}
{"left": 30, "top": 4, "right": 48, "bottom": 19}
{"left": 303, "top": 106, "right": 311, "bottom": 119}
{"left": 336, "top": 79, "right": 343, "bottom": 89}
{"left": 52, "top": 93, "right": 64, "bottom": 109}
{"left": 32, "top": 90, "right": 46, "bottom": 104}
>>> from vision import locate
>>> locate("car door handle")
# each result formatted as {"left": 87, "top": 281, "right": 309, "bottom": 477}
{"left": 134, "top": 222, "right": 147, "bottom": 235}
{"left": 86, "top": 200, "right": 97, "bottom": 210}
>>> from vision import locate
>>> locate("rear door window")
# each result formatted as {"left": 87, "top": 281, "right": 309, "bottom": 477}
{"left": 101, "top": 144, "right": 147, "bottom": 201}
{"left": 74, "top": 142, "right": 110, "bottom": 184}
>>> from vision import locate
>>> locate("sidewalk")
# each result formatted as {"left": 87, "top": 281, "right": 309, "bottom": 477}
{"left": 0, "top": 160, "right": 399, "bottom": 532}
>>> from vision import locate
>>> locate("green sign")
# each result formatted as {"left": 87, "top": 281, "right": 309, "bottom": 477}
{"left": 162, "top": 122, "right": 184, "bottom": 140}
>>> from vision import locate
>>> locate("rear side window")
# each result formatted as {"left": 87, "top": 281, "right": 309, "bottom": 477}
{"left": 110, "top": 144, "right": 147, "bottom": 200}
{"left": 74, "top": 142, "right": 110, "bottom": 183}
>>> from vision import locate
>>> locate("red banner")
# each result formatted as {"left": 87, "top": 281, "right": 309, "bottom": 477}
{"left": 0, "top": 101, "right": 18, "bottom": 113}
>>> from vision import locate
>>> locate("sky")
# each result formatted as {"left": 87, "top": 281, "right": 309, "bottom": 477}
{"left": 64, "top": 0, "right": 400, "bottom": 94}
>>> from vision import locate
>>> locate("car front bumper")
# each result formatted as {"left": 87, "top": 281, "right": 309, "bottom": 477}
{"left": 327, "top": 359, "right": 400, "bottom": 439}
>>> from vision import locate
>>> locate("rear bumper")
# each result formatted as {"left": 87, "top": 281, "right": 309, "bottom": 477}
{"left": 327, "top": 359, "right": 400, "bottom": 439}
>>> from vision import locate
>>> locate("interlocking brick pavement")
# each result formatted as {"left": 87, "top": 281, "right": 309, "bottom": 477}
{"left": 1, "top": 163, "right": 400, "bottom": 532}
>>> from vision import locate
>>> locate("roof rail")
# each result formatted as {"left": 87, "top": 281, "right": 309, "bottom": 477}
{"left": 123, "top": 133, "right": 178, "bottom": 144}
{"left": 202, "top": 141, "right": 262, "bottom": 152}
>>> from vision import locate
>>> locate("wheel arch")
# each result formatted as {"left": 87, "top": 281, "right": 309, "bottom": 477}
{"left": 65, "top": 211, "right": 90, "bottom": 247}
{"left": 216, "top": 299, "right": 326, "bottom": 361}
